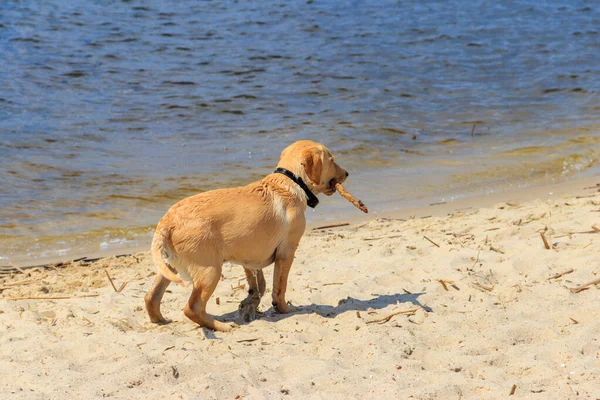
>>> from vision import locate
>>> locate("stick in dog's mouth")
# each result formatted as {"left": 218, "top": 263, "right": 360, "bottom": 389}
{"left": 328, "top": 179, "right": 338, "bottom": 193}
{"left": 332, "top": 181, "right": 368, "bottom": 213}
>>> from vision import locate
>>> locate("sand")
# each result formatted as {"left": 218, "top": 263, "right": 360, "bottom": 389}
{"left": 1, "top": 179, "right": 600, "bottom": 399}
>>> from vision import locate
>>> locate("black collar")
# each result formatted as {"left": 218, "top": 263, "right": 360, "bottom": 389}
{"left": 273, "top": 168, "right": 319, "bottom": 208}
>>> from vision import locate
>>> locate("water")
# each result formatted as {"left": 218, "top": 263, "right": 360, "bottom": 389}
{"left": 1, "top": 0, "right": 599, "bottom": 264}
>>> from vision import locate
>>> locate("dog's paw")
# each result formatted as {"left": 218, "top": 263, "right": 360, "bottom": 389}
{"left": 239, "top": 294, "right": 263, "bottom": 323}
{"left": 239, "top": 300, "right": 259, "bottom": 323}
{"left": 215, "top": 321, "right": 239, "bottom": 332}
{"left": 272, "top": 301, "right": 291, "bottom": 314}
{"left": 150, "top": 316, "right": 172, "bottom": 325}
{"left": 239, "top": 308, "right": 256, "bottom": 323}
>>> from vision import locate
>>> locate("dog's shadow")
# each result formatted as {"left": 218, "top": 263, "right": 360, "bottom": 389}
{"left": 221, "top": 292, "right": 432, "bottom": 326}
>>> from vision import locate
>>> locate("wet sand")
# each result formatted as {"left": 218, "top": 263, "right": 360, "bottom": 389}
{"left": 1, "top": 177, "right": 600, "bottom": 399}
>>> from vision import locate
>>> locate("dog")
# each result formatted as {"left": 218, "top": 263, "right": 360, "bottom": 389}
{"left": 144, "top": 140, "right": 349, "bottom": 331}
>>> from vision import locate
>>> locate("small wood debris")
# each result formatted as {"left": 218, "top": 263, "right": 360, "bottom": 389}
{"left": 547, "top": 269, "right": 574, "bottom": 280}
{"left": 5, "top": 293, "right": 100, "bottom": 301}
{"left": 366, "top": 307, "right": 420, "bottom": 324}
{"left": 436, "top": 279, "right": 457, "bottom": 291}
{"left": 312, "top": 223, "right": 350, "bottom": 230}
{"left": 236, "top": 338, "right": 259, "bottom": 343}
{"left": 570, "top": 277, "right": 600, "bottom": 293}
{"left": 423, "top": 236, "right": 440, "bottom": 248}
{"left": 472, "top": 282, "right": 494, "bottom": 292}
{"left": 490, "top": 246, "right": 505, "bottom": 254}
{"left": 540, "top": 232, "right": 551, "bottom": 250}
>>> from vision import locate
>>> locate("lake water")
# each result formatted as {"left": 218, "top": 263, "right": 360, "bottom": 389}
{"left": 1, "top": 0, "right": 599, "bottom": 265}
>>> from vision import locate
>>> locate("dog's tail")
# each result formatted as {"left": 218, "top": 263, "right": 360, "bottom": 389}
{"left": 151, "top": 227, "right": 185, "bottom": 286}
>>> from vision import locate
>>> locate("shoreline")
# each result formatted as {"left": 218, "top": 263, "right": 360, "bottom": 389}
{"left": 4, "top": 175, "right": 598, "bottom": 271}
{"left": 2, "top": 172, "right": 600, "bottom": 398}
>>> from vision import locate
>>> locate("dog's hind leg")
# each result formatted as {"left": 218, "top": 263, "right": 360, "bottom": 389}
{"left": 184, "top": 263, "right": 238, "bottom": 332}
{"left": 239, "top": 268, "right": 266, "bottom": 322}
{"left": 144, "top": 273, "right": 172, "bottom": 324}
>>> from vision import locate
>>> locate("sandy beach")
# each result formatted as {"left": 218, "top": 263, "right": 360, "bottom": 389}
{"left": 1, "top": 178, "right": 600, "bottom": 399}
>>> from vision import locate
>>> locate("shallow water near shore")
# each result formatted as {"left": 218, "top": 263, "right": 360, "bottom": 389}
{"left": 1, "top": 0, "right": 600, "bottom": 264}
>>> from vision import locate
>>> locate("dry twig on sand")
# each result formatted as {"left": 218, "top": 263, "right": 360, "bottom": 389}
{"left": 105, "top": 270, "right": 119, "bottom": 292}
{"left": 0, "top": 279, "right": 41, "bottom": 290}
{"left": 311, "top": 222, "right": 350, "bottom": 231}
{"left": 236, "top": 338, "right": 259, "bottom": 343}
{"left": 489, "top": 246, "right": 505, "bottom": 254}
{"left": 540, "top": 232, "right": 551, "bottom": 250}
{"left": 472, "top": 282, "right": 494, "bottom": 292}
{"left": 436, "top": 279, "right": 456, "bottom": 291}
{"left": 423, "top": 236, "right": 440, "bottom": 248}
{"left": 4, "top": 293, "right": 99, "bottom": 301}
{"left": 547, "top": 269, "right": 574, "bottom": 280}
{"left": 312, "top": 223, "right": 350, "bottom": 230}
{"left": 335, "top": 183, "right": 368, "bottom": 213}
{"left": 366, "top": 307, "right": 421, "bottom": 324}
{"left": 570, "top": 277, "right": 600, "bottom": 293}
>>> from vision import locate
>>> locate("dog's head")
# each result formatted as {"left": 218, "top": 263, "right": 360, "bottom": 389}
{"left": 278, "top": 140, "right": 348, "bottom": 196}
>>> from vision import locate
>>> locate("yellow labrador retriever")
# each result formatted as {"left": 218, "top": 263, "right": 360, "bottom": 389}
{"left": 144, "top": 140, "right": 348, "bottom": 331}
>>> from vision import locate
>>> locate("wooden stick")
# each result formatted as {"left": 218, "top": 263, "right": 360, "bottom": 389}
{"left": 117, "top": 281, "right": 128, "bottom": 293}
{"left": 473, "top": 282, "right": 494, "bottom": 292}
{"left": 312, "top": 223, "right": 350, "bottom": 230}
{"left": 471, "top": 250, "right": 481, "bottom": 268}
{"left": 490, "top": 246, "right": 505, "bottom": 254}
{"left": 0, "top": 279, "right": 41, "bottom": 289}
{"left": 540, "top": 232, "right": 551, "bottom": 250}
{"left": 335, "top": 183, "right": 368, "bottom": 213}
{"left": 105, "top": 270, "right": 119, "bottom": 293}
{"left": 429, "top": 201, "right": 447, "bottom": 206}
{"left": 366, "top": 307, "right": 420, "bottom": 324}
{"left": 547, "top": 269, "right": 574, "bottom": 280}
{"left": 236, "top": 338, "right": 259, "bottom": 343}
{"left": 570, "top": 277, "right": 600, "bottom": 293}
{"left": 437, "top": 279, "right": 455, "bottom": 291}
{"left": 438, "top": 280, "right": 449, "bottom": 291}
{"left": 423, "top": 236, "right": 440, "bottom": 248}
{"left": 3, "top": 293, "right": 99, "bottom": 301}
{"left": 2, "top": 260, "right": 27, "bottom": 275}
{"left": 0, "top": 253, "right": 132, "bottom": 273}
{"left": 322, "top": 282, "right": 344, "bottom": 286}
{"left": 362, "top": 234, "right": 404, "bottom": 241}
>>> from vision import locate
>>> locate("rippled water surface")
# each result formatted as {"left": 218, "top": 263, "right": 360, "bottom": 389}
{"left": 1, "top": 0, "right": 599, "bottom": 264}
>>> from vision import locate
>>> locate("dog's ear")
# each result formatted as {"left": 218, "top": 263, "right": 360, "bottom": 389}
{"left": 301, "top": 148, "right": 323, "bottom": 185}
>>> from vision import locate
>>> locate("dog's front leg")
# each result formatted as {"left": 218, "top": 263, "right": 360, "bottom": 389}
{"left": 272, "top": 254, "right": 295, "bottom": 314}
